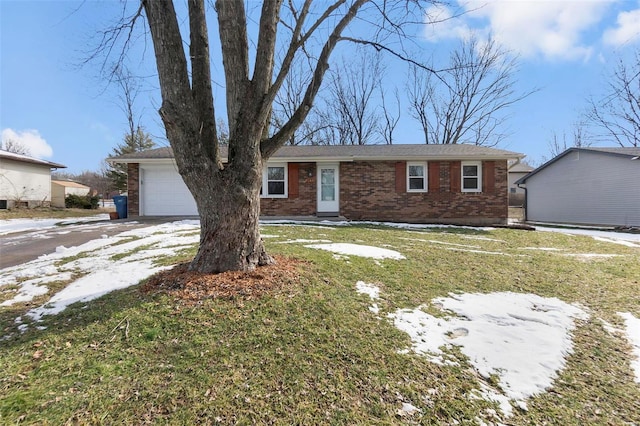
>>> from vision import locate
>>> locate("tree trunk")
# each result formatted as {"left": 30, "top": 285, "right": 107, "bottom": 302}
{"left": 142, "top": 0, "right": 366, "bottom": 273}
{"left": 188, "top": 170, "right": 273, "bottom": 273}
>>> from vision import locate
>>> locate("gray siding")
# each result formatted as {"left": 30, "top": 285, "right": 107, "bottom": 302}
{"left": 526, "top": 150, "right": 640, "bottom": 227}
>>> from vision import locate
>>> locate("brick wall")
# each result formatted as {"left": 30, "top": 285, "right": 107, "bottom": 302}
{"left": 339, "top": 160, "right": 508, "bottom": 225}
{"left": 127, "top": 160, "right": 508, "bottom": 225}
{"left": 127, "top": 163, "right": 140, "bottom": 217}
{"left": 261, "top": 162, "right": 316, "bottom": 216}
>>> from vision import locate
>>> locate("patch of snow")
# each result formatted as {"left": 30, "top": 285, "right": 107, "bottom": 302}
{"left": 397, "top": 402, "right": 421, "bottom": 417}
{"left": 618, "top": 312, "right": 640, "bottom": 383}
{"left": 592, "top": 236, "right": 640, "bottom": 248}
{"left": 275, "top": 239, "right": 332, "bottom": 244}
{"left": 1, "top": 220, "right": 200, "bottom": 333}
{"left": 0, "top": 273, "right": 73, "bottom": 306}
{"left": 262, "top": 219, "right": 494, "bottom": 232}
{"left": 599, "top": 318, "right": 622, "bottom": 335}
{"left": 473, "top": 383, "right": 514, "bottom": 418}
{"left": 0, "top": 214, "right": 110, "bottom": 235}
{"left": 305, "top": 243, "right": 405, "bottom": 260}
{"left": 390, "top": 292, "right": 588, "bottom": 416}
{"left": 398, "top": 237, "right": 482, "bottom": 249}
{"left": 444, "top": 247, "right": 512, "bottom": 256}
{"left": 428, "top": 240, "right": 482, "bottom": 249}
{"left": 536, "top": 226, "right": 640, "bottom": 244}
{"left": 459, "top": 235, "right": 505, "bottom": 242}
{"left": 26, "top": 259, "right": 167, "bottom": 322}
{"left": 355, "top": 281, "right": 380, "bottom": 299}
{"left": 563, "top": 253, "right": 620, "bottom": 261}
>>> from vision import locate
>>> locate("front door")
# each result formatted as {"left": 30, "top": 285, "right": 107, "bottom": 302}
{"left": 317, "top": 163, "right": 339, "bottom": 214}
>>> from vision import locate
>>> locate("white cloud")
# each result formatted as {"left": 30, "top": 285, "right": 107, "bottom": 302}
{"left": 603, "top": 7, "right": 640, "bottom": 46}
{"left": 423, "top": 1, "right": 613, "bottom": 61}
{"left": 1, "top": 128, "right": 53, "bottom": 159}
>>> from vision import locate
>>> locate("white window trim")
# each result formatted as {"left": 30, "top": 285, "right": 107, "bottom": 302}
{"left": 407, "top": 162, "right": 428, "bottom": 193}
{"left": 461, "top": 161, "right": 482, "bottom": 193}
{"left": 261, "top": 163, "right": 288, "bottom": 198}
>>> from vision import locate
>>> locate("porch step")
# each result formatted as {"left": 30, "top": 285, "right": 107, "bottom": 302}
{"left": 316, "top": 211, "right": 340, "bottom": 217}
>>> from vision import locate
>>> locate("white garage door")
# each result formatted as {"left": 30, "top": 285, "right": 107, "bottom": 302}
{"left": 141, "top": 165, "right": 198, "bottom": 216}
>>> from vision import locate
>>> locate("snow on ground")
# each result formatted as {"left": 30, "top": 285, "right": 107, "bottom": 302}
{"left": 275, "top": 239, "right": 332, "bottom": 244}
{"left": 304, "top": 242, "right": 405, "bottom": 260}
{"left": 592, "top": 236, "right": 640, "bottom": 248}
{"left": 2, "top": 216, "right": 638, "bottom": 410}
{"left": 536, "top": 226, "right": 640, "bottom": 245}
{"left": 618, "top": 312, "right": 640, "bottom": 383}
{"left": 0, "top": 214, "right": 110, "bottom": 235}
{"left": 1, "top": 220, "right": 199, "bottom": 335}
{"left": 389, "top": 292, "right": 589, "bottom": 416}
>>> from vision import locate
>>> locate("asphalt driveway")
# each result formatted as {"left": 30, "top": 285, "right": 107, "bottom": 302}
{"left": 0, "top": 217, "right": 191, "bottom": 269}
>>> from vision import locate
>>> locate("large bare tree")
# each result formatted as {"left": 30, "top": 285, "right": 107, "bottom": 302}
{"left": 106, "top": 66, "right": 156, "bottom": 191}
{"left": 130, "top": 0, "right": 430, "bottom": 273}
{"left": 407, "top": 37, "right": 532, "bottom": 146}
{"left": 321, "top": 50, "right": 383, "bottom": 145}
{"left": 586, "top": 50, "right": 640, "bottom": 147}
{"left": 543, "top": 121, "right": 592, "bottom": 162}
{"left": 379, "top": 88, "right": 402, "bottom": 144}
{"left": 271, "top": 61, "right": 329, "bottom": 146}
{"left": 1, "top": 138, "right": 31, "bottom": 156}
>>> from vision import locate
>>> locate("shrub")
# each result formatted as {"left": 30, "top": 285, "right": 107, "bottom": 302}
{"left": 65, "top": 194, "right": 99, "bottom": 209}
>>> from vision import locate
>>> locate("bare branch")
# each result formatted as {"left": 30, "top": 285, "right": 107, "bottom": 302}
{"left": 585, "top": 50, "right": 640, "bottom": 147}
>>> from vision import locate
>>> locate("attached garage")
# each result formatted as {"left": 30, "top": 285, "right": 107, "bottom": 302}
{"left": 140, "top": 164, "right": 197, "bottom": 216}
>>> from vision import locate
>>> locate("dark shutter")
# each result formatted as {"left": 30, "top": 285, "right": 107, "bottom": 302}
{"left": 483, "top": 161, "right": 495, "bottom": 193}
{"left": 450, "top": 161, "right": 461, "bottom": 192}
{"left": 428, "top": 162, "right": 440, "bottom": 192}
{"left": 395, "top": 161, "right": 406, "bottom": 193}
{"left": 288, "top": 163, "right": 299, "bottom": 198}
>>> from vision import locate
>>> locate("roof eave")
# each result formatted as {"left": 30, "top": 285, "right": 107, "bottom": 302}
{"left": 113, "top": 153, "right": 524, "bottom": 164}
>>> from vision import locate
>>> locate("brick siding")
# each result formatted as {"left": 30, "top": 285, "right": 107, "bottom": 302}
{"left": 128, "top": 160, "right": 508, "bottom": 225}
{"left": 339, "top": 160, "right": 508, "bottom": 225}
{"left": 261, "top": 162, "right": 316, "bottom": 216}
{"left": 127, "top": 163, "right": 140, "bottom": 217}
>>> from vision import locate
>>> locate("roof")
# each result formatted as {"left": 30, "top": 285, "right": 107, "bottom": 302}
{"left": 0, "top": 149, "right": 66, "bottom": 169}
{"left": 515, "top": 147, "right": 640, "bottom": 185}
{"left": 508, "top": 162, "right": 534, "bottom": 173}
{"left": 108, "top": 144, "right": 524, "bottom": 163}
{"left": 51, "top": 180, "right": 90, "bottom": 189}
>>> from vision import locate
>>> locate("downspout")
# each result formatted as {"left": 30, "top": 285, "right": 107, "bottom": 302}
{"left": 516, "top": 182, "right": 527, "bottom": 222}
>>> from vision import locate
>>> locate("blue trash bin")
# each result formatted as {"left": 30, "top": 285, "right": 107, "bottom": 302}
{"left": 113, "top": 195, "right": 128, "bottom": 219}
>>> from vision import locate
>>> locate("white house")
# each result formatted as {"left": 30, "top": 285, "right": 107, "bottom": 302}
{"left": 0, "top": 150, "right": 66, "bottom": 209}
{"left": 51, "top": 180, "right": 90, "bottom": 208}
{"left": 516, "top": 147, "right": 640, "bottom": 228}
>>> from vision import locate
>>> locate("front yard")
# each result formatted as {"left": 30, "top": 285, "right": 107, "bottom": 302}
{"left": 1, "top": 220, "right": 639, "bottom": 424}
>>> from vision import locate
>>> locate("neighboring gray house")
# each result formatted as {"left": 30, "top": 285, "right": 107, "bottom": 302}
{"left": 516, "top": 147, "right": 640, "bottom": 227}
{"left": 508, "top": 162, "right": 534, "bottom": 206}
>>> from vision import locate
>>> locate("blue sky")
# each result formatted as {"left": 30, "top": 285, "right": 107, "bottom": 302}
{"left": 1, "top": 0, "right": 639, "bottom": 174}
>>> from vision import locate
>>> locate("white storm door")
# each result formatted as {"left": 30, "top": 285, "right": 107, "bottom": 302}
{"left": 317, "top": 163, "right": 339, "bottom": 213}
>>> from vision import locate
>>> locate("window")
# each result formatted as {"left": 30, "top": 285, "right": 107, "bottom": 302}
{"left": 461, "top": 161, "right": 482, "bottom": 192}
{"left": 407, "top": 162, "right": 427, "bottom": 192}
{"left": 261, "top": 164, "right": 287, "bottom": 197}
